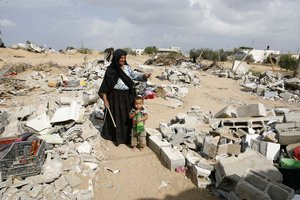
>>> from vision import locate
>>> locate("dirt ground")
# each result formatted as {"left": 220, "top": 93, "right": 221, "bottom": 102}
{"left": 0, "top": 49, "right": 298, "bottom": 200}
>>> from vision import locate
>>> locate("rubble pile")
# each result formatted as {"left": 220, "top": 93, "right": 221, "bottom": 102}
{"left": 1, "top": 52, "right": 299, "bottom": 199}
{"left": 242, "top": 71, "right": 300, "bottom": 103}
{"left": 144, "top": 54, "right": 190, "bottom": 66}
{"left": 11, "top": 41, "right": 46, "bottom": 53}
{"left": 203, "top": 61, "right": 300, "bottom": 103}
{"left": 0, "top": 57, "right": 160, "bottom": 199}
{"left": 147, "top": 102, "right": 300, "bottom": 199}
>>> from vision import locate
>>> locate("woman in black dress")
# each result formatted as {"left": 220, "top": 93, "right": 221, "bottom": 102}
{"left": 98, "top": 49, "right": 150, "bottom": 145}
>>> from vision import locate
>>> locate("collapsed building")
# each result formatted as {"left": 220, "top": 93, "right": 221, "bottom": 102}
{"left": 0, "top": 52, "right": 299, "bottom": 200}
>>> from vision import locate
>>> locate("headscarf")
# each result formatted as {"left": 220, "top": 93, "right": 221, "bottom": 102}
{"left": 98, "top": 49, "right": 135, "bottom": 95}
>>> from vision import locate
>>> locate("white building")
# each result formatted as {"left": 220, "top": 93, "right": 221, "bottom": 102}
{"left": 237, "top": 49, "right": 280, "bottom": 63}
{"left": 133, "top": 48, "right": 144, "bottom": 55}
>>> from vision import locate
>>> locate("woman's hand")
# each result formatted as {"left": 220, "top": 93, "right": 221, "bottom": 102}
{"left": 101, "top": 93, "right": 110, "bottom": 108}
{"left": 104, "top": 100, "right": 110, "bottom": 108}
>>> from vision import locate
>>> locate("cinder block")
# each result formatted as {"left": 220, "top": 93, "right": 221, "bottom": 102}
{"left": 148, "top": 135, "right": 171, "bottom": 156}
{"left": 235, "top": 180, "right": 271, "bottom": 200}
{"left": 234, "top": 169, "right": 295, "bottom": 200}
{"left": 237, "top": 103, "right": 267, "bottom": 117}
{"left": 160, "top": 147, "right": 185, "bottom": 171}
{"left": 215, "top": 150, "right": 283, "bottom": 188}
{"left": 187, "top": 164, "right": 212, "bottom": 188}
{"left": 229, "top": 192, "right": 242, "bottom": 200}
{"left": 250, "top": 139, "right": 280, "bottom": 161}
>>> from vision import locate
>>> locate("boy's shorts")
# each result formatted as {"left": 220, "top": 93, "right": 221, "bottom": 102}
{"left": 131, "top": 130, "right": 146, "bottom": 148}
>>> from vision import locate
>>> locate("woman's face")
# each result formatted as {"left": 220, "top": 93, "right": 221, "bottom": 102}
{"left": 118, "top": 55, "right": 126, "bottom": 67}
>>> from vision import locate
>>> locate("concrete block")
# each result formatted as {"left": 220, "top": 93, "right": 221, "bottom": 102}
{"left": 209, "top": 118, "right": 221, "bottom": 129}
{"left": 184, "top": 151, "right": 202, "bottom": 165}
{"left": 237, "top": 103, "right": 267, "bottom": 117}
{"left": 234, "top": 169, "right": 295, "bottom": 200}
{"left": 184, "top": 116, "right": 198, "bottom": 129}
{"left": 227, "top": 143, "right": 241, "bottom": 155}
{"left": 175, "top": 112, "right": 187, "bottom": 121}
{"left": 148, "top": 135, "right": 171, "bottom": 156}
{"left": 280, "top": 92, "right": 293, "bottom": 101}
{"left": 232, "top": 61, "right": 249, "bottom": 74}
{"left": 250, "top": 139, "right": 280, "bottom": 161}
{"left": 275, "top": 123, "right": 300, "bottom": 145}
{"left": 202, "top": 136, "right": 220, "bottom": 158}
{"left": 264, "top": 91, "right": 278, "bottom": 98}
{"left": 284, "top": 112, "right": 300, "bottom": 122}
{"left": 215, "top": 150, "right": 283, "bottom": 190}
{"left": 160, "top": 126, "right": 174, "bottom": 140}
{"left": 196, "top": 159, "right": 214, "bottom": 171}
{"left": 54, "top": 175, "right": 68, "bottom": 191}
{"left": 235, "top": 180, "right": 271, "bottom": 200}
{"left": 255, "top": 85, "right": 266, "bottom": 95}
{"left": 192, "top": 164, "right": 211, "bottom": 178}
{"left": 245, "top": 134, "right": 260, "bottom": 148}
{"left": 145, "top": 128, "right": 162, "bottom": 138}
{"left": 160, "top": 147, "right": 185, "bottom": 171}
{"left": 229, "top": 192, "right": 242, "bottom": 200}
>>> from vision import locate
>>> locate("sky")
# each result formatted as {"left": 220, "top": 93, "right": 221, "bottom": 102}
{"left": 0, "top": 0, "right": 299, "bottom": 53}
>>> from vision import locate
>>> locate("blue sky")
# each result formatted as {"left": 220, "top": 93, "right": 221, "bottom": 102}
{"left": 0, "top": 0, "right": 299, "bottom": 53}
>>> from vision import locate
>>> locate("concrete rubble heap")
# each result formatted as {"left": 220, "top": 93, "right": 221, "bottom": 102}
{"left": 147, "top": 102, "right": 300, "bottom": 199}
{"left": 1, "top": 54, "right": 300, "bottom": 199}
{"left": 0, "top": 58, "right": 117, "bottom": 199}
{"left": 203, "top": 61, "right": 300, "bottom": 103}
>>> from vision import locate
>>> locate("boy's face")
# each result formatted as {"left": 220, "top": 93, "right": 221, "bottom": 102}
{"left": 134, "top": 99, "right": 143, "bottom": 110}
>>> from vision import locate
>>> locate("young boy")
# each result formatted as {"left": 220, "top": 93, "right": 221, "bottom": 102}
{"left": 129, "top": 96, "right": 148, "bottom": 150}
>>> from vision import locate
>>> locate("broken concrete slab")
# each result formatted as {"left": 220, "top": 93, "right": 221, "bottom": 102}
{"left": 25, "top": 112, "right": 51, "bottom": 132}
{"left": 50, "top": 101, "right": 80, "bottom": 123}
{"left": 214, "top": 105, "right": 237, "bottom": 118}
{"left": 232, "top": 61, "right": 249, "bottom": 74}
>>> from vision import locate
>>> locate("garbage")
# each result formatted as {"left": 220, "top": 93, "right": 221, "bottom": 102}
{"left": 104, "top": 167, "right": 120, "bottom": 174}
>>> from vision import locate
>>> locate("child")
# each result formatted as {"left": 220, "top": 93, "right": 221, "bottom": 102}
{"left": 129, "top": 96, "right": 148, "bottom": 150}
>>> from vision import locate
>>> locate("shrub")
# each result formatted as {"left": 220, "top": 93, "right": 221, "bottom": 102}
{"left": 278, "top": 54, "right": 298, "bottom": 71}
{"left": 77, "top": 48, "right": 92, "bottom": 54}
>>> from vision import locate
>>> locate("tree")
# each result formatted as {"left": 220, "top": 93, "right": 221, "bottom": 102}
{"left": 144, "top": 46, "right": 158, "bottom": 55}
{"left": 122, "top": 47, "right": 136, "bottom": 55}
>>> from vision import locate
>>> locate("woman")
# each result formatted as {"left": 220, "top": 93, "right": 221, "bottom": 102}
{"left": 98, "top": 49, "right": 150, "bottom": 145}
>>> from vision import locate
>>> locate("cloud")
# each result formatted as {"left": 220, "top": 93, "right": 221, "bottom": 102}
{"left": 0, "top": 19, "right": 15, "bottom": 27}
{"left": 0, "top": 0, "right": 299, "bottom": 52}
